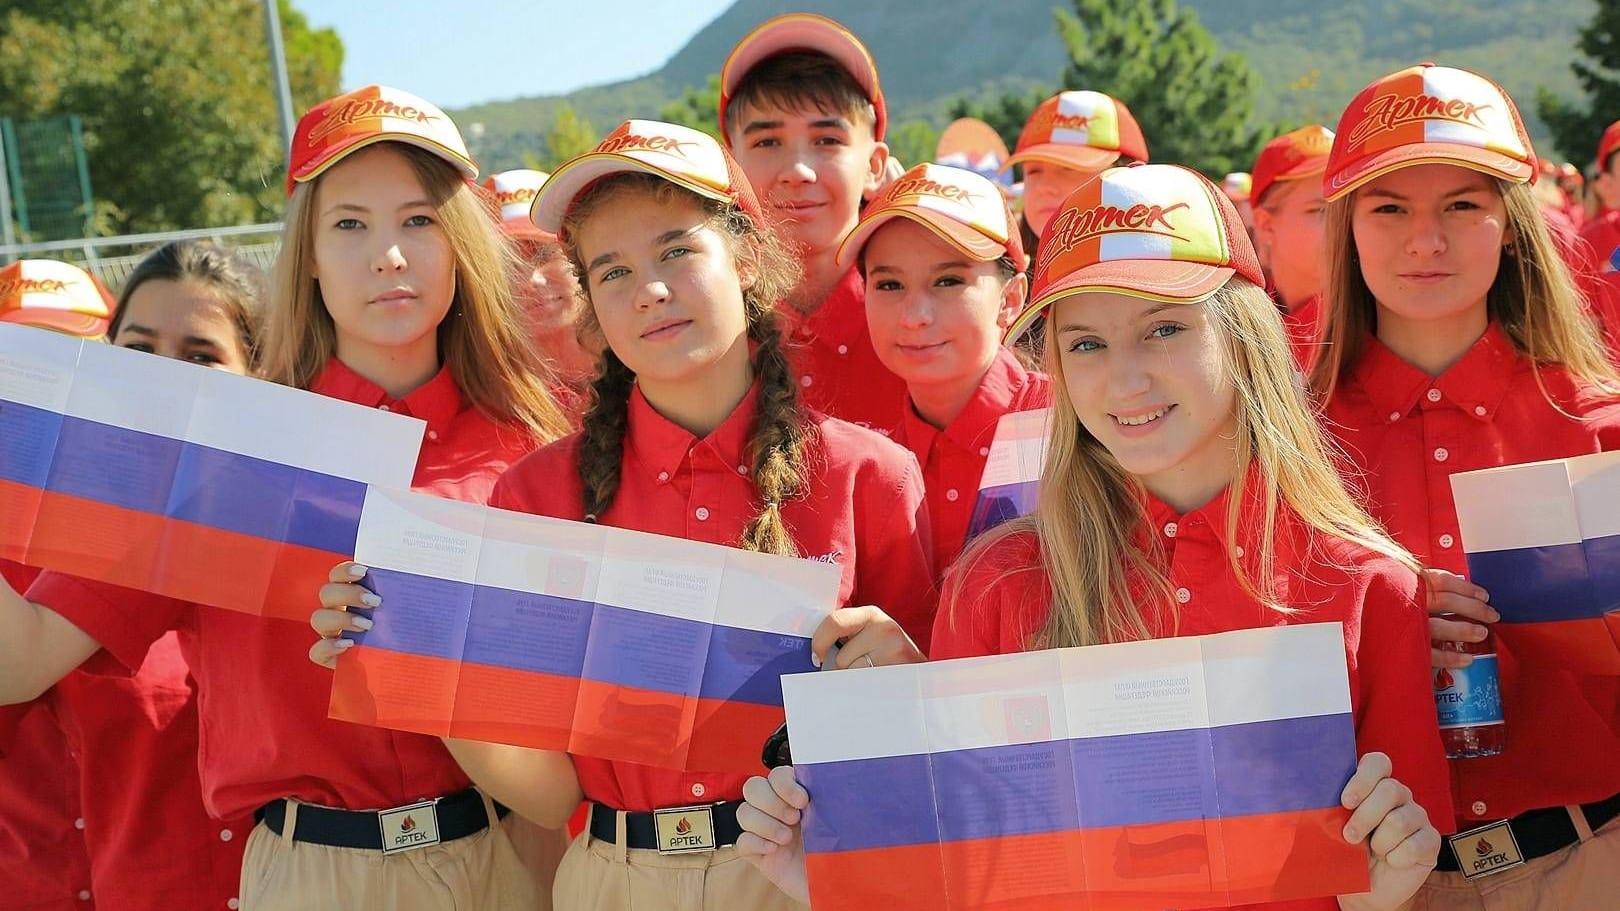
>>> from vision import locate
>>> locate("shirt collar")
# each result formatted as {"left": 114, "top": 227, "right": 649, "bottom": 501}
{"left": 1349, "top": 323, "right": 1519, "bottom": 423}
{"left": 783, "top": 266, "right": 865, "bottom": 349}
{"left": 309, "top": 358, "right": 465, "bottom": 437}
{"left": 903, "top": 347, "right": 1035, "bottom": 457}
{"left": 1141, "top": 460, "right": 1281, "bottom": 558}
{"left": 626, "top": 380, "right": 762, "bottom": 483}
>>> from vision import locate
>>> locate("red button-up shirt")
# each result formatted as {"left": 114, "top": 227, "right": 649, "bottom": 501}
{"left": 27, "top": 360, "right": 537, "bottom": 821}
{"left": 891, "top": 348, "right": 1050, "bottom": 577}
{"left": 932, "top": 478, "right": 1454, "bottom": 910}
{"left": 1323, "top": 325, "right": 1620, "bottom": 824}
{"left": 780, "top": 267, "right": 911, "bottom": 437}
{"left": 0, "top": 700, "right": 92, "bottom": 911}
{"left": 491, "top": 384, "right": 935, "bottom": 812}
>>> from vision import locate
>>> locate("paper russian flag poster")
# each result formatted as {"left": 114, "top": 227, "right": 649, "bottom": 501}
{"left": 0, "top": 323, "right": 423, "bottom": 621}
{"left": 330, "top": 485, "right": 842, "bottom": 772}
{"left": 1450, "top": 451, "right": 1620, "bottom": 674}
{"left": 965, "top": 407, "right": 1050, "bottom": 541}
{"left": 781, "top": 623, "right": 1367, "bottom": 910}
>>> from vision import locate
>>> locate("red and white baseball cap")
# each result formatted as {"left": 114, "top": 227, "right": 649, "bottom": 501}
{"left": 530, "top": 120, "right": 762, "bottom": 238}
{"left": 718, "top": 13, "right": 886, "bottom": 143}
{"left": 1324, "top": 63, "right": 1536, "bottom": 202}
{"left": 1006, "top": 91, "right": 1149, "bottom": 174}
{"left": 1222, "top": 172, "right": 1253, "bottom": 204}
{"left": 287, "top": 85, "right": 477, "bottom": 196}
{"left": 0, "top": 259, "right": 115, "bottom": 338}
{"left": 1006, "top": 164, "right": 1263, "bottom": 344}
{"left": 1250, "top": 125, "right": 1335, "bottom": 206}
{"left": 482, "top": 169, "right": 553, "bottom": 241}
{"left": 1596, "top": 120, "right": 1620, "bottom": 173}
{"left": 835, "top": 163, "right": 1027, "bottom": 272}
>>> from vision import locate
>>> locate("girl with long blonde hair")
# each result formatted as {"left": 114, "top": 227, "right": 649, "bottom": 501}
{"left": 736, "top": 164, "right": 1449, "bottom": 911}
{"left": 1, "top": 86, "right": 567, "bottom": 908}
{"left": 1310, "top": 64, "right": 1620, "bottom": 908}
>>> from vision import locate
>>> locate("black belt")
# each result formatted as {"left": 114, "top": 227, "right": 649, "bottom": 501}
{"left": 588, "top": 800, "right": 744, "bottom": 850}
{"left": 1436, "top": 791, "right": 1620, "bottom": 872}
{"left": 255, "top": 788, "right": 508, "bottom": 851}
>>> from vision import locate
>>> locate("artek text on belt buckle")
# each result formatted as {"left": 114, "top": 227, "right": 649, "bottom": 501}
{"left": 654, "top": 804, "right": 716, "bottom": 854}
{"left": 1448, "top": 820, "right": 1524, "bottom": 880}
{"left": 379, "top": 798, "right": 442, "bottom": 855}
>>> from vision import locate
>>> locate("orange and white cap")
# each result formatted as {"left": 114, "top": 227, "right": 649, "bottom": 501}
{"left": 530, "top": 120, "right": 762, "bottom": 238}
{"left": 1324, "top": 63, "right": 1535, "bottom": 202}
{"left": 719, "top": 13, "right": 886, "bottom": 143}
{"left": 1006, "top": 164, "right": 1263, "bottom": 344}
{"left": 1250, "top": 125, "right": 1334, "bottom": 206}
{"left": 0, "top": 259, "right": 115, "bottom": 338}
{"left": 835, "top": 163, "right": 1026, "bottom": 272}
{"left": 287, "top": 85, "right": 477, "bottom": 196}
{"left": 1222, "top": 172, "right": 1252, "bottom": 203}
{"left": 1596, "top": 120, "right": 1620, "bottom": 172}
{"left": 482, "top": 169, "right": 552, "bottom": 241}
{"left": 1006, "top": 91, "right": 1149, "bottom": 174}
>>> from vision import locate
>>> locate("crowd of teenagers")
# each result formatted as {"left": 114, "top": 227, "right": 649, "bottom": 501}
{"left": 2, "top": 11, "right": 1619, "bottom": 911}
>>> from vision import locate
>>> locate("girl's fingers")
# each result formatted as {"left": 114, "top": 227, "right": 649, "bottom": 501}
{"left": 1344, "top": 778, "right": 1411, "bottom": 845}
{"left": 741, "top": 774, "right": 801, "bottom": 831}
{"left": 311, "top": 607, "right": 372, "bottom": 638}
{"left": 318, "top": 581, "right": 381, "bottom": 611}
{"left": 736, "top": 800, "right": 795, "bottom": 847}
{"left": 1367, "top": 801, "right": 1433, "bottom": 863}
{"left": 1380, "top": 814, "right": 1442, "bottom": 870}
{"left": 768, "top": 764, "right": 810, "bottom": 809}
{"left": 328, "top": 562, "right": 368, "bottom": 584}
{"left": 1431, "top": 646, "right": 1475, "bottom": 669}
{"left": 1340, "top": 752, "right": 1392, "bottom": 812}
{"left": 307, "top": 635, "right": 354, "bottom": 669}
{"left": 734, "top": 830, "right": 779, "bottom": 859}
{"left": 810, "top": 607, "right": 876, "bottom": 667}
{"left": 1429, "top": 615, "right": 1490, "bottom": 645}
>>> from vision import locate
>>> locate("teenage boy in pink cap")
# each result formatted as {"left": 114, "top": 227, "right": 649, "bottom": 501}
{"left": 1249, "top": 124, "right": 1335, "bottom": 369}
{"left": 718, "top": 12, "right": 911, "bottom": 434}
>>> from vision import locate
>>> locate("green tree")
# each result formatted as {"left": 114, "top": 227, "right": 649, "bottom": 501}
{"left": 1536, "top": 0, "right": 1620, "bottom": 165}
{"left": 885, "top": 119, "right": 942, "bottom": 171}
{"left": 946, "top": 0, "right": 1269, "bottom": 177}
{"left": 659, "top": 75, "right": 721, "bottom": 139}
{"left": 540, "top": 103, "right": 599, "bottom": 170}
{"left": 0, "top": 0, "right": 341, "bottom": 235}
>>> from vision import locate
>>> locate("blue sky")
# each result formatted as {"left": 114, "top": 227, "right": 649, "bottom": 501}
{"left": 299, "top": 0, "right": 736, "bottom": 108}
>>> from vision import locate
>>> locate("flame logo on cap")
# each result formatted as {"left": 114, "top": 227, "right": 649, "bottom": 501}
{"left": 1346, "top": 93, "right": 1494, "bottom": 150}
{"left": 307, "top": 97, "right": 439, "bottom": 147}
{"left": 675, "top": 817, "right": 691, "bottom": 835}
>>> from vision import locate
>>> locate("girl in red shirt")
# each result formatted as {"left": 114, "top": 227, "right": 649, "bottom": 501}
{"left": 312, "top": 119, "right": 935, "bottom": 911}
{"left": 1309, "top": 64, "right": 1620, "bottom": 909}
{"left": 842, "top": 162, "right": 1052, "bottom": 576}
{"left": 736, "top": 164, "right": 1450, "bottom": 911}
{"left": 0, "top": 86, "right": 568, "bottom": 910}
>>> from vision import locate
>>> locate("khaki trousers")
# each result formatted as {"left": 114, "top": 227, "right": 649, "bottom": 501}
{"left": 1414, "top": 810, "right": 1620, "bottom": 911}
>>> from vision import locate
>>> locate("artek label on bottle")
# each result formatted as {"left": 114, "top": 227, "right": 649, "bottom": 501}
{"left": 1434, "top": 656, "right": 1504, "bottom": 729}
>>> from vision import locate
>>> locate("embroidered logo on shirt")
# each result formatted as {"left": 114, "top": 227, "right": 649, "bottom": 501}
{"left": 805, "top": 550, "right": 844, "bottom": 565}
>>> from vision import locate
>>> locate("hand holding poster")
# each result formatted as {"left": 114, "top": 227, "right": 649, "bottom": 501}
{"left": 781, "top": 623, "right": 1367, "bottom": 910}
{"left": 330, "top": 485, "right": 842, "bottom": 772}
{"left": 0, "top": 323, "right": 424, "bottom": 621}
{"left": 1449, "top": 450, "right": 1620, "bottom": 674}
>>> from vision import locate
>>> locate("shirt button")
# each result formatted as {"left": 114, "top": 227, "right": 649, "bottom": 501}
{"left": 1388, "top": 411, "right": 1401, "bottom": 423}
{"left": 1471, "top": 800, "right": 1488, "bottom": 816}
{"left": 229, "top": 901, "right": 241, "bottom": 910}
{"left": 1434, "top": 447, "right": 1449, "bottom": 462}
{"left": 1233, "top": 546, "right": 1245, "bottom": 558}
{"left": 79, "top": 891, "right": 91, "bottom": 902}
{"left": 1426, "top": 388, "right": 1442, "bottom": 402}
{"left": 737, "top": 464, "right": 748, "bottom": 475}
{"left": 74, "top": 817, "right": 85, "bottom": 830}
{"left": 1164, "top": 522, "right": 1178, "bottom": 538}
{"left": 801, "top": 375, "right": 814, "bottom": 388}
{"left": 979, "top": 446, "right": 990, "bottom": 457}
{"left": 1175, "top": 587, "right": 1191, "bottom": 604}
{"left": 691, "top": 783, "right": 706, "bottom": 798}
{"left": 1439, "top": 533, "right": 1455, "bottom": 549}
{"left": 426, "top": 430, "right": 439, "bottom": 442}
{"left": 695, "top": 507, "right": 710, "bottom": 521}
{"left": 657, "top": 471, "right": 669, "bottom": 483}
{"left": 1474, "top": 405, "right": 1487, "bottom": 417}
{"left": 837, "top": 345, "right": 848, "bottom": 355}
{"left": 945, "top": 489, "right": 959, "bottom": 502}
{"left": 220, "top": 828, "right": 234, "bottom": 842}
{"left": 378, "top": 404, "right": 390, "bottom": 412}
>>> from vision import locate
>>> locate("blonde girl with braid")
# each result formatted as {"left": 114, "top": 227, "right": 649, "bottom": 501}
{"left": 735, "top": 165, "right": 1450, "bottom": 911}
{"left": 318, "top": 121, "right": 935, "bottom": 911}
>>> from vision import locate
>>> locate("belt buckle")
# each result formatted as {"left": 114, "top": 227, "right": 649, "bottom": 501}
{"left": 653, "top": 804, "right": 717, "bottom": 855}
{"left": 378, "top": 798, "right": 442, "bottom": 855}
{"left": 1447, "top": 819, "right": 1525, "bottom": 880}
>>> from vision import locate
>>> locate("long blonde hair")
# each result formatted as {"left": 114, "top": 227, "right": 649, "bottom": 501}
{"left": 559, "top": 173, "right": 809, "bottom": 557}
{"left": 258, "top": 142, "right": 569, "bottom": 443}
{"left": 947, "top": 277, "right": 1417, "bottom": 649}
{"left": 1308, "top": 178, "right": 1620, "bottom": 401}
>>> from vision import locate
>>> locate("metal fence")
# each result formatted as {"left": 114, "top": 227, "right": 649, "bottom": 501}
{"left": 0, "top": 222, "right": 283, "bottom": 291}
